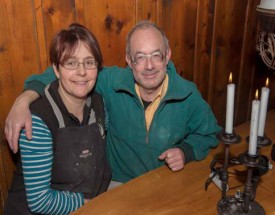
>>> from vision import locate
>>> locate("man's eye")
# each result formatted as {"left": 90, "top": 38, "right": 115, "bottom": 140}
{"left": 152, "top": 54, "right": 162, "bottom": 61}
{"left": 135, "top": 56, "right": 145, "bottom": 61}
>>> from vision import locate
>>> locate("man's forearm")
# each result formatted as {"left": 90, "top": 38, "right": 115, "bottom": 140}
{"left": 16, "top": 90, "right": 40, "bottom": 105}
{"left": 5, "top": 90, "right": 39, "bottom": 152}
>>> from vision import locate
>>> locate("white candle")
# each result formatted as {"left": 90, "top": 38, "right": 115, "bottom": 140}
{"left": 258, "top": 78, "right": 270, "bottom": 137}
{"left": 249, "top": 90, "right": 260, "bottom": 156}
{"left": 225, "top": 73, "right": 235, "bottom": 134}
{"left": 258, "top": 0, "right": 275, "bottom": 10}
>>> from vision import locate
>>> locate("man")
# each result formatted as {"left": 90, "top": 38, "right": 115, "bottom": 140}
{"left": 5, "top": 21, "right": 221, "bottom": 185}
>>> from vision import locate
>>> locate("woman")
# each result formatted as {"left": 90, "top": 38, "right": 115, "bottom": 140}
{"left": 4, "top": 23, "right": 111, "bottom": 214}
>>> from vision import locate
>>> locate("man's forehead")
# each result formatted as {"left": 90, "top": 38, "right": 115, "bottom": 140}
{"left": 130, "top": 27, "right": 165, "bottom": 52}
{"left": 131, "top": 26, "right": 162, "bottom": 40}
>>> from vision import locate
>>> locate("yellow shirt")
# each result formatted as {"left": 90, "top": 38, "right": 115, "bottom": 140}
{"left": 135, "top": 74, "right": 169, "bottom": 131}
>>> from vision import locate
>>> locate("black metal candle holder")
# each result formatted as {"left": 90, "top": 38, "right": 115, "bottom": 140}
{"left": 245, "top": 135, "right": 272, "bottom": 148}
{"left": 216, "top": 130, "right": 242, "bottom": 214}
{"left": 215, "top": 130, "right": 267, "bottom": 215}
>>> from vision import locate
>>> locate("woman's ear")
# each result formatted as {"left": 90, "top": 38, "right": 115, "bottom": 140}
{"left": 53, "top": 64, "right": 60, "bottom": 79}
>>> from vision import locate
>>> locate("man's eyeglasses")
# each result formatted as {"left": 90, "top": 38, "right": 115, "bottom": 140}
{"left": 61, "top": 59, "right": 98, "bottom": 70}
{"left": 131, "top": 52, "right": 165, "bottom": 65}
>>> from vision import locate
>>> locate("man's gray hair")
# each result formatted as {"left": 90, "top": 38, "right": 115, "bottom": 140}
{"left": 126, "top": 20, "right": 169, "bottom": 56}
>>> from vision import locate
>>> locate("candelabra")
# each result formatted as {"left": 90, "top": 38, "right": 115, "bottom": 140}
{"left": 212, "top": 130, "right": 270, "bottom": 215}
{"left": 246, "top": 135, "right": 272, "bottom": 148}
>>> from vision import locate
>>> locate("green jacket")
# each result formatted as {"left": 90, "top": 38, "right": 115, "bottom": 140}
{"left": 25, "top": 61, "right": 221, "bottom": 183}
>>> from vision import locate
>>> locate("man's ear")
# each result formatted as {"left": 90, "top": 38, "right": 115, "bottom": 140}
{"left": 165, "top": 48, "right": 172, "bottom": 64}
{"left": 53, "top": 64, "right": 60, "bottom": 79}
{"left": 125, "top": 54, "right": 133, "bottom": 69}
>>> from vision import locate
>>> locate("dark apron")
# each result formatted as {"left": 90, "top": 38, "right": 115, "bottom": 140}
{"left": 4, "top": 85, "right": 111, "bottom": 214}
{"left": 50, "top": 120, "right": 108, "bottom": 198}
{"left": 45, "top": 84, "right": 110, "bottom": 198}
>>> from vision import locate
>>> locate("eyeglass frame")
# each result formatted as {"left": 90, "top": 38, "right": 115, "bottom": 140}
{"left": 60, "top": 58, "right": 98, "bottom": 70}
{"left": 130, "top": 51, "right": 166, "bottom": 65}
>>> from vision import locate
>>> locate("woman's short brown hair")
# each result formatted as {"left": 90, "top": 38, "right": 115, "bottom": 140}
{"left": 50, "top": 23, "right": 103, "bottom": 71}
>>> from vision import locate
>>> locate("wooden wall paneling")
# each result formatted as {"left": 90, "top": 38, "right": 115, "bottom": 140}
{"left": 235, "top": 0, "right": 261, "bottom": 125}
{"left": 0, "top": 0, "right": 40, "bottom": 205}
{"left": 34, "top": 0, "right": 48, "bottom": 72}
{"left": 0, "top": 0, "right": 14, "bottom": 209}
{"left": 161, "top": 0, "right": 198, "bottom": 81}
{"left": 41, "top": 0, "right": 77, "bottom": 65}
{"left": 207, "top": 0, "right": 218, "bottom": 106}
{"left": 193, "top": 0, "right": 215, "bottom": 102}
{"left": 0, "top": 0, "right": 40, "bottom": 128}
{"left": 266, "top": 72, "right": 275, "bottom": 111}
{"left": 269, "top": 73, "right": 275, "bottom": 111}
{"left": 136, "top": 0, "right": 158, "bottom": 23}
{"left": 0, "top": 135, "right": 18, "bottom": 209}
{"left": 0, "top": 1, "right": 14, "bottom": 130}
{"left": 0, "top": 132, "right": 6, "bottom": 213}
{"left": 81, "top": 0, "right": 136, "bottom": 67}
{"left": 211, "top": 0, "right": 249, "bottom": 126}
{"left": 75, "top": 0, "right": 84, "bottom": 24}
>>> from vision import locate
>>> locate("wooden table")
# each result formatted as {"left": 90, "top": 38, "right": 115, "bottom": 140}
{"left": 73, "top": 110, "right": 275, "bottom": 215}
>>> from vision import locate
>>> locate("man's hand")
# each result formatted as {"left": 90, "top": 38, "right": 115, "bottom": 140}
{"left": 5, "top": 90, "right": 39, "bottom": 153}
{"left": 158, "top": 148, "right": 185, "bottom": 171}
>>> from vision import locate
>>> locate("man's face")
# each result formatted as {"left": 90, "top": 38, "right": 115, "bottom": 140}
{"left": 126, "top": 27, "right": 171, "bottom": 95}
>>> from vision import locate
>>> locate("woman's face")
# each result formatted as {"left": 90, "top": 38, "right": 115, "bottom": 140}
{"left": 53, "top": 41, "right": 98, "bottom": 103}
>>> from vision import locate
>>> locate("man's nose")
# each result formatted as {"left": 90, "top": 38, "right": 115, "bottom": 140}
{"left": 144, "top": 56, "right": 155, "bottom": 70}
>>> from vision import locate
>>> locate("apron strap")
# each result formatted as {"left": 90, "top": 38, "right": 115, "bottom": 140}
{"left": 45, "top": 84, "right": 96, "bottom": 127}
{"left": 44, "top": 84, "right": 65, "bottom": 128}
{"left": 86, "top": 96, "right": 96, "bottom": 125}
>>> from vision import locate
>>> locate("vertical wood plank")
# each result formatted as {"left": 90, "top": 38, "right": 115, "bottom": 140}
{"left": 136, "top": 0, "right": 158, "bottom": 22}
{"left": 41, "top": 0, "right": 77, "bottom": 64}
{"left": 75, "top": 0, "right": 84, "bottom": 24}
{"left": 211, "top": 0, "right": 249, "bottom": 126}
{"left": 156, "top": 0, "right": 163, "bottom": 26}
{"left": 81, "top": 0, "right": 136, "bottom": 66}
{"left": 34, "top": 0, "right": 47, "bottom": 72}
{"left": 0, "top": 0, "right": 39, "bottom": 203}
{"left": 194, "top": 0, "right": 215, "bottom": 102}
{"left": 161, "top": 0, "right": 198, "bottom": 81}
{"left": 235, "top": 0, "right": 261, "bottom": 125}
{"left": 0, "top": 132, "right": 7, "bottom": 212}
{"left": 0, "top": 0, "right": 40, "bottom": 127}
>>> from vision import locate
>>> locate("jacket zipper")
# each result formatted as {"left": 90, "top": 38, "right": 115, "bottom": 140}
{"left": 145, "top": 100, "right": 167, "bottom": 144}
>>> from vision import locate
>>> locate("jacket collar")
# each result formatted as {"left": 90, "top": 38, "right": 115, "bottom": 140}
{"left": 113, "top": 66, "right": 136, "bottom": 95}
{"left": 113, "top": 61, "right": 193, "bottom": 101}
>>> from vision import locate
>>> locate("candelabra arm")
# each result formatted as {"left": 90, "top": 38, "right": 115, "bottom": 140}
{"left": 252, "top": 176, "right": 260, "bottom": 200}
{"left": 221, "top": 144, "right": 230, "bottom": 199}
{"left": 243, "top": 168, "right": 254, "bottom": 213}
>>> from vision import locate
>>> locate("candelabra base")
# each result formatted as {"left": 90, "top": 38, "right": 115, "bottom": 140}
{"left": 217, "top": 196, "right": 265, "bottom": 215}
{"left": 245, "top": 136, "right": 272, "bottom": 148}
{"left": 217, "top": 131, "right": 241, "bottom": 144}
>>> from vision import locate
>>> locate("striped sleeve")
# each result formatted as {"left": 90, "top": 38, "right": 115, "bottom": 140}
{"left": 19, "top": 114, "right": 84, "bottom": 214}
